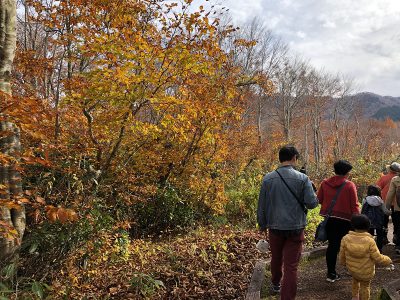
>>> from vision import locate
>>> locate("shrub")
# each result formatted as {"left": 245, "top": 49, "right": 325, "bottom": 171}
{"left": 130, "top": 273, "right": 165, "bottom": 298}
{"left": 224, "top": 162, "right": 267, "bottom": 227}
{"left": 131, "top": 184, "right": 196, "bottom": 237}
{"left": 17, "top": 204, "right": 116, "bottom": 281}
{"left": 225, "top": 177, "right": 260, "bottom": 226}
{"left": 304, "top": 206, "right": 323, "bottom": 248}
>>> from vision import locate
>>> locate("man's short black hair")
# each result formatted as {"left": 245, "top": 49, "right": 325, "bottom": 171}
{"left": 367, "top": 185, "right": 381, "bottom": 197}
{"left": 278, "top": 145, "right": 299, "bottom": 163}
{"left": 351, "top": 214, "right": 370, "bottom": 232}
{"left": 333, "top": 160, "right": 353, "bottom": 175}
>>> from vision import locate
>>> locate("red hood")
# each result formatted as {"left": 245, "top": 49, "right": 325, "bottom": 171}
{"left": 324, "top": 175, "right": 347, "bottom": 188}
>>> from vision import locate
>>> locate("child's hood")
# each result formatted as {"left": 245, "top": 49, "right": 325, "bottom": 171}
{"left": 365, "top": 195, "right": 383, "bottom": 206}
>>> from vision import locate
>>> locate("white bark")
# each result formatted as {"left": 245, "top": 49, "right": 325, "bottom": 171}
{"left": 0, "top": 0, "right": 24, "bottom": 261}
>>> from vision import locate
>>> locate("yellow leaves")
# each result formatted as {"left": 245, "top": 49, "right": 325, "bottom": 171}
{"left": 70, "top": 275, "right": 79, "bottom": 285}
{"left": 0, "top": 221, "right": 19, "bottom": 240}
{"left": 131, "top": 121, "right": 161, "bottom": 140}
{"left": 234, "top": 38, "right": 257, "bottom": 48}
{"left": 20, "top": 0, "right": 245, "bottom": 218}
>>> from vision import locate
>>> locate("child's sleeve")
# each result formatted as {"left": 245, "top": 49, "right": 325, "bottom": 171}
{"left": 370, "top": 240, "right": 392, "bottom": 265}
{"left": 339, "top": 238, "right": 346, "bottom": 266}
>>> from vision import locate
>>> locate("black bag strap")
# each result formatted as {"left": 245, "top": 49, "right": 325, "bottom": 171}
{"left": 325, "top": 180, "right": 347, "bottom": 217}
{"left": 275, "top": 169, "right": 307, "bottom": 214}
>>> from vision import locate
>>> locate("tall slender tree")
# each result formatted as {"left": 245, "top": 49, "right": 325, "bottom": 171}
{"left": 0, "top": 0, "right": 23, "bottom": 261}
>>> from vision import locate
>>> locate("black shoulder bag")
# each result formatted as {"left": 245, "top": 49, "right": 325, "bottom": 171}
{"left": 314, "top": 180, "right": 347, "bottom": 242}
{"left": 275, "top": 169, "right": 308, "bottom": 214}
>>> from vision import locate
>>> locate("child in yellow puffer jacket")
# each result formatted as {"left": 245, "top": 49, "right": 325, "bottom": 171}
{"left": 339, "top": 214, "right": 392, "bottom": 300}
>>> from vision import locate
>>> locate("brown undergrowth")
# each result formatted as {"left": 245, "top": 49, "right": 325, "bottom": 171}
{"left": 15, "top": 226, "right": 265, "bottom": 299}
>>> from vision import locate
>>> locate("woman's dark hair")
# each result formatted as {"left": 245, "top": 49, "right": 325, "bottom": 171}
{"left": 333, "top": 160, "right": 353, "bottom": 175}
{"left": 367, "top": 185, "right": 381, "bottom": 197}
{"left": 351, "top": 214, "right": 370, "bottom": 231}
{"left": 279, "top": 145, "right": 299, "bottom": 163}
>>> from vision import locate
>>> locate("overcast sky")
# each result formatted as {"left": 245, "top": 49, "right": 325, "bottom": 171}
{"left": 194, "top": 0, "right": 400, "bottom": 96}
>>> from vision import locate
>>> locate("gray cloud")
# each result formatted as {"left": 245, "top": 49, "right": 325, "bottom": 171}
{"left": 194, "top": 0, "right": 400, "bottom": 96}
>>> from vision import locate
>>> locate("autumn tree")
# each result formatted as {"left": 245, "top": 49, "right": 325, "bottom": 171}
{"left": 12, "top": 0, "right": 248, "bottom": 223}
{"left": 329, "top": 76, "right": 356, "bottom": 159}
{"left": 303, "top": 70, "right": 337, "bottom": 166}
{"left": 0, "top": 0, "right": 25, "bottom": 260}
{"left": 266, "top": 56, "right": 309, "bottom": 141}
{"left": 225, "top": 18, "right": 286, "bottom": 145}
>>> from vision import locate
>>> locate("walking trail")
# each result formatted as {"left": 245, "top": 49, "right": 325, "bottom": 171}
{"left": 262, "top": 222, "right": 400, "bottom": 299}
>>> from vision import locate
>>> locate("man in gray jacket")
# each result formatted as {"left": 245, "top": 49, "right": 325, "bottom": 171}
{"left": 257, "top": 145, "right": 318, "bottom": 300}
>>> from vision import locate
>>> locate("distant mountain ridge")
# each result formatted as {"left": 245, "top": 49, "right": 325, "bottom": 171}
{"left": 354, "top": 92, "right": 400, "bottom": 121}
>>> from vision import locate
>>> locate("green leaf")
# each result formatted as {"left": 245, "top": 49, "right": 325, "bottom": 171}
{"left": 31, "top": 281, "right": 44, "bottom": 299}
{"left": 2, "top": 263, "right": 16, "bottom": 279}
{"left": 29, "top": 242, "right": 39, "bottom": 254}
{"left": 0, "top": 282, "right": 11, "bottom": 292}
{"left": 154, "top": 280, "right": 165, "bottom": 288}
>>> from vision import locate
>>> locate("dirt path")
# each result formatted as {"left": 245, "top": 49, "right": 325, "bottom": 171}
{"left": 297, "top": 222, "right": 399, "bottom": 299}
{"left": 296, "top": 244, "right": 400, "bottom": 299}
{"left": 262, "top": 223, "right": 399, "bottom": 299}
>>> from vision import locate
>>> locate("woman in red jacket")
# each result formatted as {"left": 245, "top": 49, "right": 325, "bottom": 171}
{"left": 318, "top": 160, "right": 360, "bottom": 282}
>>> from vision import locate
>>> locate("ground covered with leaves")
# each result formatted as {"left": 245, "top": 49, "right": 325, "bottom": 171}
{"left": 13, "top": 226, "right": 265, "bottom": 299}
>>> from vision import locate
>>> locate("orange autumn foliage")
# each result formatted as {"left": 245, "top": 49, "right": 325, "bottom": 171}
{"left": 17, "top": 0, "right": 258, "bottom": 215}
{"left": 45, "top": 206, "right": 78, "bottom": 223}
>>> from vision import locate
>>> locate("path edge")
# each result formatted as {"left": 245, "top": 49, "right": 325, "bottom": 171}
{"left": 245, "top": 246, "right": 327, "bottom": 300}
{"left": 382, "top": 278, "right": 400, "bottom": 300}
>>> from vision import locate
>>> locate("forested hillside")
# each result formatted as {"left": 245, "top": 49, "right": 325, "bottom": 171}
{"left": 354, "top": 92, "right": 400, "bottom": 120}
{"left": 0, "top": 1, "right": 399, "bottom": 299}
{"left": 373, "top": 106, "right": 400, "bottom": 121}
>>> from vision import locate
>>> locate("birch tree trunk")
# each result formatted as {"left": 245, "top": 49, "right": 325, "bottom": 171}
{"left": 0, "top": 0, "right": 24, "bottom": 261}
{"left": 257, "top": 95, "right": 262, "bottom": 145}
{"left": 303, "top": 108, "right": 309, "bottom": 166}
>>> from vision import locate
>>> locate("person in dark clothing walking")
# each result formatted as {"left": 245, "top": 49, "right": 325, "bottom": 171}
{"left": 376, "top": 162, "right": 400, "bottom": 244}
{"left": 317, "top": 160, "right": 360, "bottom": 282}
{"left": 361, "top": 185, "right": 391, "bottom": 253}
{"left": 384, "top": 174, "right": 400, "bottom": 254}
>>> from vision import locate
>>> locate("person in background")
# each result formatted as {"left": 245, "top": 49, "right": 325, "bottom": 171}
{"left": 376, "top": 162, "right": 400, "bottom": 245}
{"left": 299, "top": 165, "right": 317, "bottom": 192}
{"left": 257, "top": 146, "right": 318, "bottom": 300}
{"left": 339, "top": 214, "right": 392, "bottom": 300}
{"left": 382, "top": 165, "right": 390, "bottom": 175}
{"left": 361, "top": 185, "right": 391, "bottom": 253}
{"left": 384, "top": 171, "right": 400, "bottom": 254}
{"left": 318, "top": 160, "right": 360, "bottom": 282}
